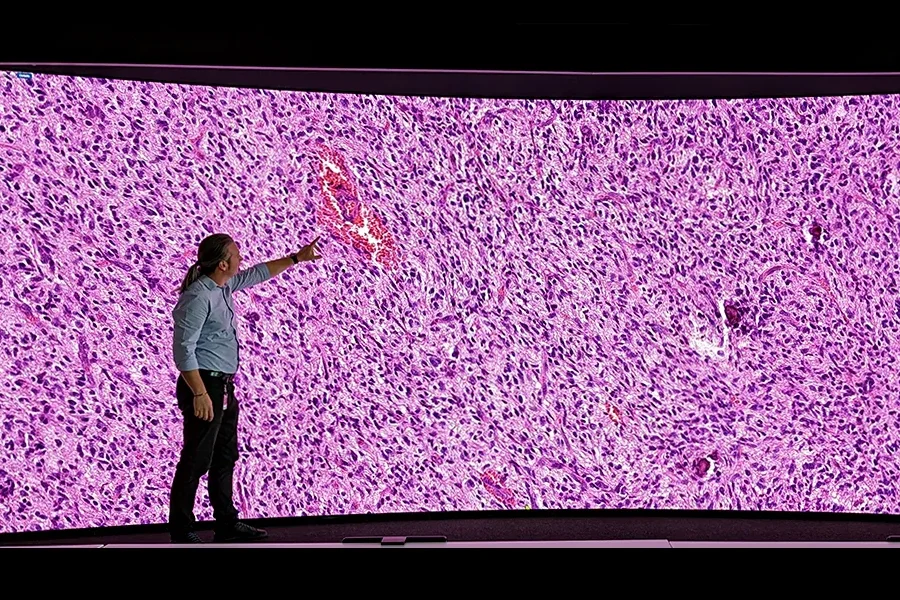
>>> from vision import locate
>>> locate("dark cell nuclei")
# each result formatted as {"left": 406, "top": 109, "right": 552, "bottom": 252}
{"left": 724, "top": 304, "right": 742, "bottom": 328}
{"left": 810, "top": 223, "right": 823, "bottom": 241}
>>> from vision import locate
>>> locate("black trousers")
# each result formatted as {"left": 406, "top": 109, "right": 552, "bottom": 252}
{"left": 168, "top": 371, "right": 240, "bottom": 535}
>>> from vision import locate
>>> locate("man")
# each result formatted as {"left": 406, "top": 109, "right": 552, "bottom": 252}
{"left": 168, "top": 233, "right": 322, "bottom": 543}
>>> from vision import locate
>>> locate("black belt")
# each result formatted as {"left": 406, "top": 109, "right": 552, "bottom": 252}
{"left": 203, "top": 370, "right": 235, "bottom": 383}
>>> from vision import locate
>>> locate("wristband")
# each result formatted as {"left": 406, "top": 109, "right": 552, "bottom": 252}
{"left": 290, "top": 253, "right": 299, "bottom": 264}
{"left": 194, "top": 392, "right": 208, "bottom": 397}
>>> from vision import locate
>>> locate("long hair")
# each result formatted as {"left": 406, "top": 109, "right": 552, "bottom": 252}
{"left": 178, "top": 233, "right": 234, "bottom": 294}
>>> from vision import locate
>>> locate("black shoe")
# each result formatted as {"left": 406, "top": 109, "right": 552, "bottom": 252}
{"left": 171, "top": 532, "right": 204, "bottom": 544}
{"left": 213, "top": 522, "right": 268, "bottom": 543}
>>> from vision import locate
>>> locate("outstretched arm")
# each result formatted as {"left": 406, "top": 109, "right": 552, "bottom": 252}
{"left": 262, "top": 255, "right": 295, "bottom": 279}
{"left": 266, "top": 237, "right": 323, "bottom": 278}
{"left": 230, "top": 237, "right": 323, "bottom": 292}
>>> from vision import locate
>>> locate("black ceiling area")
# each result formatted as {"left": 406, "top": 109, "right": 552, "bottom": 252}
{"left": 0, "top": 24, "right": 898, "bottom": 72}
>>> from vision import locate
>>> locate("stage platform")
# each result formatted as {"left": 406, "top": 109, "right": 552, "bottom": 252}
{"left": 3, "top": 512, "right": 899, "bottom": 548}
{"left": 5, "top": 540, "right": 899, "bottom": 549}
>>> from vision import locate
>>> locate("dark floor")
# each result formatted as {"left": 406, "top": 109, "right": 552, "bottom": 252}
{"left": 3, "top": 511, "right": 900, "bottom": 546}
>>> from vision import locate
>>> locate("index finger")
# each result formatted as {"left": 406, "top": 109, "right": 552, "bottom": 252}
{"left": 309, "top": 236, "right": 321, "bottom": 246}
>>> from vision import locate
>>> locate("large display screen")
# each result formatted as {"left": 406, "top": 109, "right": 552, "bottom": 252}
{"left": 0, "top": 71, "right": 898, "bottom": 533}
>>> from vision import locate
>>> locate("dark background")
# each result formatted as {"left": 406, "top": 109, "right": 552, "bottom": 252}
{"left": 1, "top": 24, "right": 898, "bottom": 72}
{"left": 3, "top": 25, "right": 899, "bottom": 100}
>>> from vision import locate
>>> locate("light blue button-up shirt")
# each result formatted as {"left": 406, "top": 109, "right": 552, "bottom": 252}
{"left": 172, "top": 263, "right": 272, "bottom": 374}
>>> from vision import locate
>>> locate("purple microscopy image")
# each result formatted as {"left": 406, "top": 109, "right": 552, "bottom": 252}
{"left": 0, "top": 71, "right": 899, "bottom": 534}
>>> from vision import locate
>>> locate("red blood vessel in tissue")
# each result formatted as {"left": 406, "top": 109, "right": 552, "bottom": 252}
{"left": 315, "top": 146, "right": 399, "bottom": 269}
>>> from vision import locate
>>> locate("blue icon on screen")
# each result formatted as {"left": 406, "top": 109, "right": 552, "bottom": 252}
{"left": 15, "top": 72, "right": 33, "bottom": 80}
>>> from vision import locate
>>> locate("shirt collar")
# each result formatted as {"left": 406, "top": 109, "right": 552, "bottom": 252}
{"left": 198, "top": 275, "right": 221, "bottom": 290}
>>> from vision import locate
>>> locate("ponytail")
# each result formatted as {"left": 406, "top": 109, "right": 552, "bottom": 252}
{"left": 178, "top": 262, "right": 203, "bottom": 295}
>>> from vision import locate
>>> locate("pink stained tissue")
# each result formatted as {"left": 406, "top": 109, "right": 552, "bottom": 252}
{"left": 0, "top": 72, "right": 899, "bottom": 534}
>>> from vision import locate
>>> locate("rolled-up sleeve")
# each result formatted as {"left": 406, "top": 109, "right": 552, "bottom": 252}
{"left": 229, "top": 262, "right": 272, "bottom": 293}
{"left": 172, "top": 290, "right": 208, "bottom": 372}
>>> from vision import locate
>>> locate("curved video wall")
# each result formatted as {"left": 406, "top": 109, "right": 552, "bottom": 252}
{"left": 0, "top": 70, "right": 898, "bottom": 533}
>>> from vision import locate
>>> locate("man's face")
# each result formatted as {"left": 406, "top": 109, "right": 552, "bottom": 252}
{"left": 220, "top": 242, "right": 242, "bottom": 279}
